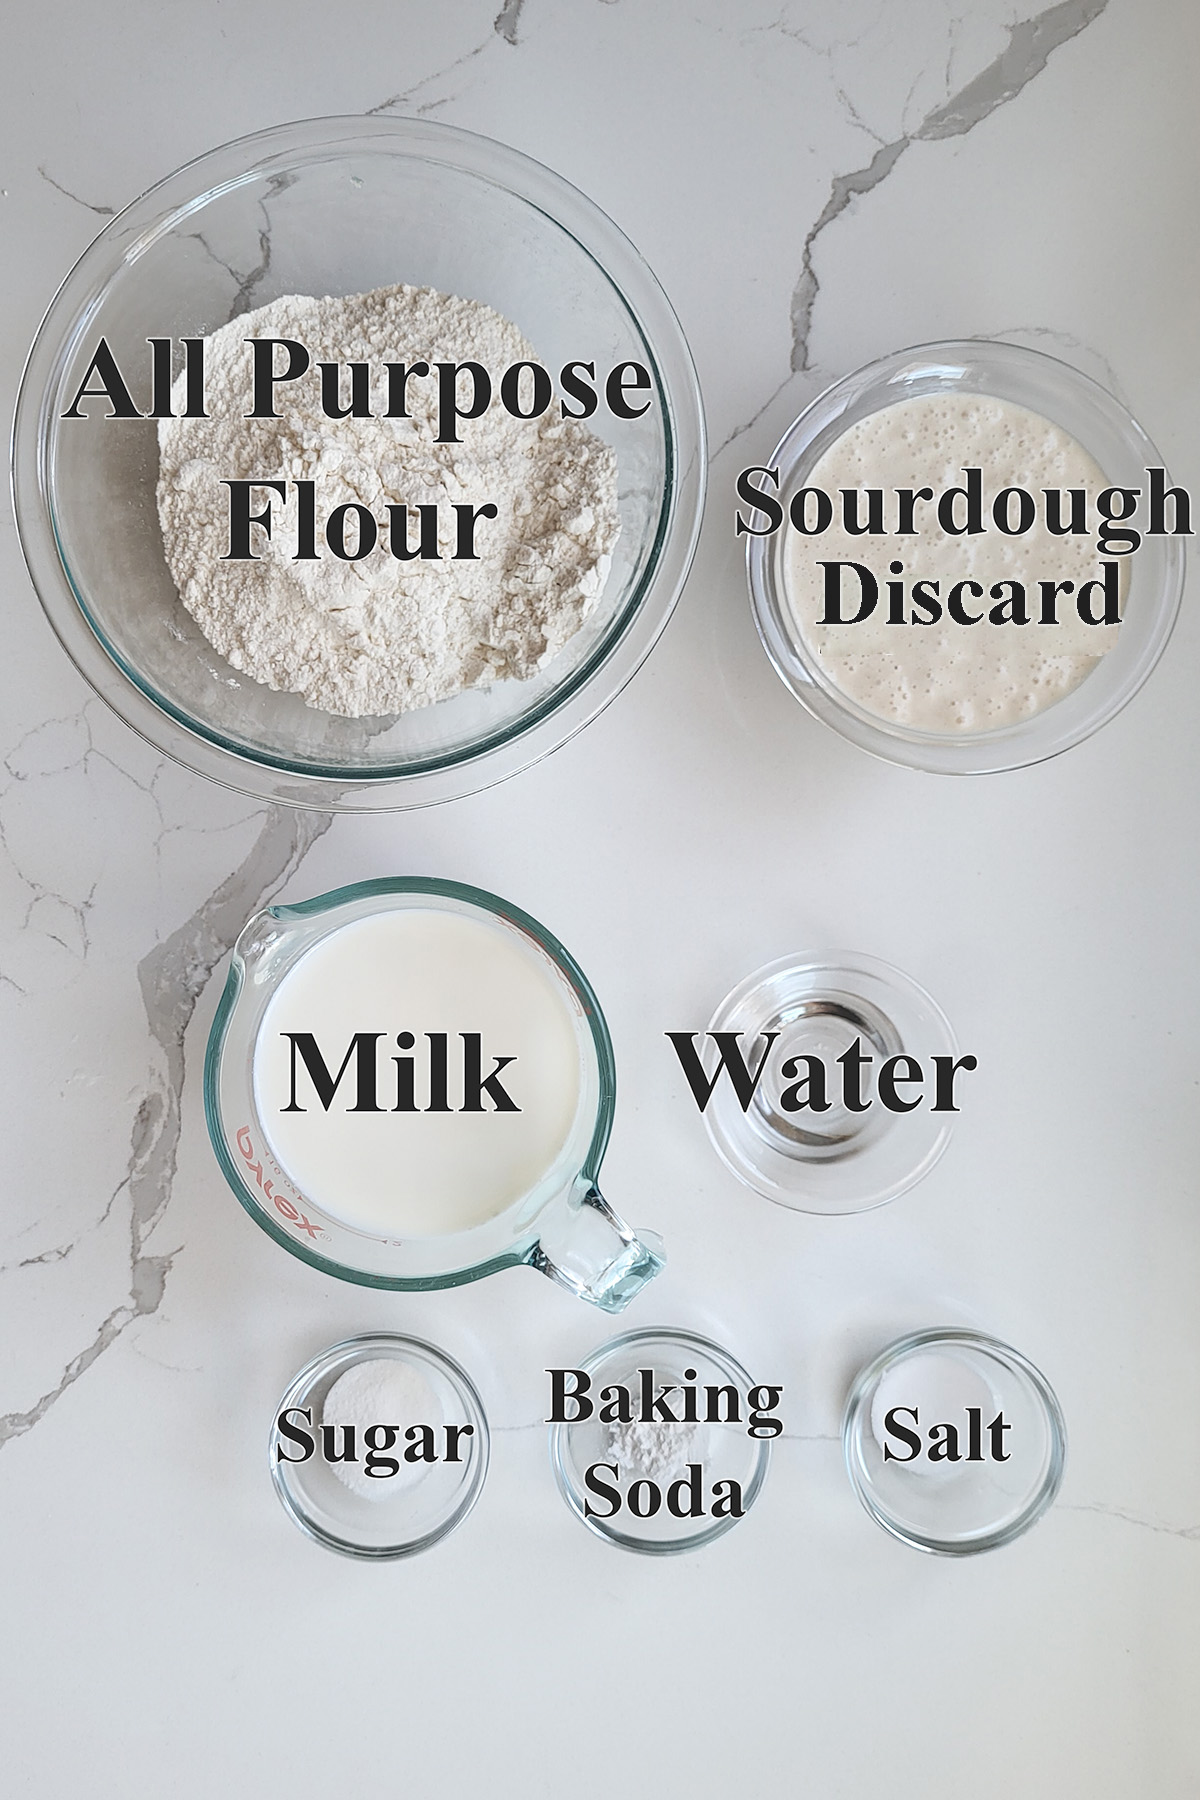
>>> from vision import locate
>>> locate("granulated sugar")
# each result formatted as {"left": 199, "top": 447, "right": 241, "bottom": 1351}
{"left": 321, "top": 1357, "right": 443, "bottom": 1502}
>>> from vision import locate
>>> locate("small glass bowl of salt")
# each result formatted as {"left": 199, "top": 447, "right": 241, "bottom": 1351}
{"left": 270, "top": 1333, "right": 489, "bottom": 1558}
{"left": 842, "top": 1328, "right": 1066, "bottom": 1555}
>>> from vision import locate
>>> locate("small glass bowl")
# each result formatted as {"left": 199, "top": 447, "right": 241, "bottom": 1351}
{"left": 270, "top": 1333, "right": 489, "bottom": 1559}
{"left": 13, "top": 115, "right": 705, "bottom": 810}
{"left": 842, "top": 1329, "right": 1066, "bottom": 1555}
{"left": 701, "top": 952, "right": 959, "bottom": 1215}
{"left": 549, "top": 1327, "right": 773, "bottom": 1554}
{"left": 748, "top": 339, "right": 1183, "bottom": 774}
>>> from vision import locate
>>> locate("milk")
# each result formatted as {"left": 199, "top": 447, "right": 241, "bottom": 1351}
{"left": 253, "top": 907, "right": 585, "bottom": 1238}
{"left": 784, "top": 393, "right": 1121, "bottom": 731}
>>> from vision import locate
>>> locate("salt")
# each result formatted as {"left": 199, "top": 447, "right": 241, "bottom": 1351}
{"left": 870, "top": 1350, "right": 997, "bottom": 1481}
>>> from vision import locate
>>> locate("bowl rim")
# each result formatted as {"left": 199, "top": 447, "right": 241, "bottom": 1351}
{"left": 747, "top": 336, "right": 1184, "bottom": 775}
{"left": 700, "top": 948, "right": 959, "bottom": 1215}
{"left": 269, "top": 1330, "right": 491, "bottom": 1559}
{"left": 548, "top": 1324, "right": 772, "bottom": 1555}
{"left": 841, "top": 1326, "right": 1068, "bottom": 1555}
{"left": 12, "top": 113, "right": 707, "bottom": 810}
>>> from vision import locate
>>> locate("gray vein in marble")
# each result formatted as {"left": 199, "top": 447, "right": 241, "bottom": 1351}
{"left": 790, "top": 0, "right": 1110, "bottom": 372}
{"left": 493, "top": 0, "right": 527, "bottom": 47}
{"left": 0, "top": 724, "right": 107, "bottom": 990}
{"left": 921, "top": 0, "right": 1108, "bottom": 139}
{"left": 368, "top": 0, "right": 531, "bottom": 118}
{"left": 37, "top": 166, "right": 115, "bottom": 216}
{"left": 836, "top": 85, "right": 887, "bottom": 150}
{"left": 0, "top": 805, "right": 331, "bottom": 1449}
{"left": 711, "top": 369, "right": 798, "bottom": 461}
{"left": 2, "top": 1183, "right": 122, "bottom": 1277}
{"left": 16, "top": 1244, "right": 73, "bottom": 1267}
{"left": 713, "top": 0, "right": 1110, "bottom": 464}
{"left": 742, "top": 13, "right": 821, "bottom": 56}
{"left": 6, "top": 712, "right": 94, "bottom": 782}
{"left": 39, "top": 154, "right": 291, "bottom": 321}
{"left": 184, "top": 170, "right": 297, "bottom": 325}
{"left": 368, "top": 6, "right": 523, "bottom": 120}
{"left": 1060, "top": 1502, "right": 1200, "bottom": 1541}
{"left": 992, "top": 321, "right": 1130, "bottom": 407}
{"left": 943, "top": 18, "right": 959, "bottom": 95}
{"left": 368, "top": 39, "right": 490, "bottom": 118}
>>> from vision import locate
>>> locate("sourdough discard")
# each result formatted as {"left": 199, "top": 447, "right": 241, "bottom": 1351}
{"left": 783, "top": 394, "right": 1121, "bottom": 732}
{"left": 156, "top": 286, "right": 620, "bottom": 718}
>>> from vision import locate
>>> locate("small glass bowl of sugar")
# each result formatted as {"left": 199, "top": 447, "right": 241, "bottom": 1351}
{"left": 270, "top": 1333, "right": 490, "bottom": 1558}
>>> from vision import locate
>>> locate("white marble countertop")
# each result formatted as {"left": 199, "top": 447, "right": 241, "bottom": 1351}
{"left": 3, "top": 3, "right": 1198, "bottom": 1794}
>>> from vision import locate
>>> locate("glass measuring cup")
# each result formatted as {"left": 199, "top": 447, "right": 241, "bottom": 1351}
{"left": 204, "top": 878, "right": 665, "bottom": 1310}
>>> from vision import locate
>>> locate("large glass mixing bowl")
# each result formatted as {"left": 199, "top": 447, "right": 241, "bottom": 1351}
{"left": 13, "top": 116, "right": 706, "bottom": 809}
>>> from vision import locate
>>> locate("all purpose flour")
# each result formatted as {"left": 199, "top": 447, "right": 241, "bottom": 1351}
{"left": 156, "top": 286, "right": 620, "bottom": 718}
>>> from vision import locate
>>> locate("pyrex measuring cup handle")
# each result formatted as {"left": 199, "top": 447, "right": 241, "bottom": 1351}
{"left": 527, "top": 1183, "right": 665, "bottom": 1313}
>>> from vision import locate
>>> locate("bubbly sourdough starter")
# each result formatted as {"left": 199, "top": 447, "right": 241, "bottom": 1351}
{"left": 253, "top": 908, "right": 584, "bottom": 1237}
{"left": 784, "top": 394, "right": 1122, "bottom": 731}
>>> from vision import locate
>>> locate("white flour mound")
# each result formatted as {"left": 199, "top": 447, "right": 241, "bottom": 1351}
{"left": 156, "top": 286, "right": 620, "bottom": 718}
